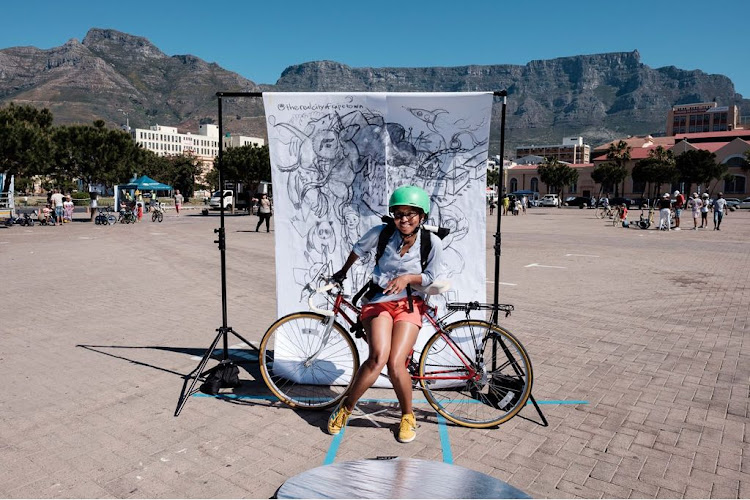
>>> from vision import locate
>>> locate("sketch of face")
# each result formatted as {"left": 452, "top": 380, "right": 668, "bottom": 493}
{"left": 344, "top": 211, "right": 359, "bottom": 230}
{"left": 312, "top": 129, "right": 340, "bottom": 161}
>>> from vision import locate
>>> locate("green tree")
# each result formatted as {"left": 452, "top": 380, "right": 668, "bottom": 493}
{"left": 605, "top": 140, "right": 632, "bottom": 196}
{"left": 675, "top": 149, "right": 722, "bottom": 196}
{"left": 51, "top": 121, "right": 140, "bottom": 191}
{"left": 591, "top": 162, "right": 628, "bottom": 198}
{"left": 211, "top": 144, "right": 271, "bottom": 192}
{"left": 537, "top": 159, "right": 579, "bottom": 206}
{"left": 0, "top": 103, "right": 54, "bottom": 193}
{"left": 631, "top": 146, "right": 676, "bottom": 199}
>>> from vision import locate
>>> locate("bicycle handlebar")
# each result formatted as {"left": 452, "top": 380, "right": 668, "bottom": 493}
{"left": 307, "top": 282, "right": 338, "bottom": 317}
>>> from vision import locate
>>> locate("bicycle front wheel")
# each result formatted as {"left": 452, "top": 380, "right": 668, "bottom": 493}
{"left": 259, "top": 312, "right": 360, "bottom": 409}
{"left": 595, "top": 207, "right": 605, "bottom": 219}
{"left": 418, "top": 320, "right": 533, "bottom": 428}
{"left": 157, "top": 212, "right": 163, "bottom": 223}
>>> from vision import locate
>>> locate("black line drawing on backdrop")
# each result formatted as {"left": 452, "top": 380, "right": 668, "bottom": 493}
{"left": 268, "top": 100, "right": 490, "bottom": 300}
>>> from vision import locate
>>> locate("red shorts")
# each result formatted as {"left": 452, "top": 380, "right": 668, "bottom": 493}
{"left": 360, "top": 297, "right": 425, "bottom": 328}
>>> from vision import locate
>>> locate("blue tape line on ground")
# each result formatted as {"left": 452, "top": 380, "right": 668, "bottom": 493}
{"left": 324, "top": 428, "right": 345, "bottom": 465}
{"left": 436, "top": 414, "right": 454, "bottom": 464}
{"left": 191, "top": 394, "right": 589, "bottom": 405}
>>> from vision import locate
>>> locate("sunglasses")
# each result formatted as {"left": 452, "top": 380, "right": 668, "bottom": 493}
{"left": 392, "top": 211, "right": 420, "bottom": 220}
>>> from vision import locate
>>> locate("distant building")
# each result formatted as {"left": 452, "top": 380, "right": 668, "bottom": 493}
{"left": 130, "top": 123, "right": 264, "bottom": 163}
{"left": 666, "top": 102, "right": 741, "bottom": 136}
{"left": 515, "top": 137, "right": 590, "bottom": 164}
{"left": 129, "top": 123, "right": 265, "bottom": 183}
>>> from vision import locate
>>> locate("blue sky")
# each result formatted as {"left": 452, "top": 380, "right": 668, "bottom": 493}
{"left": 1, "top": 0, "right": 747, "bottom": 97}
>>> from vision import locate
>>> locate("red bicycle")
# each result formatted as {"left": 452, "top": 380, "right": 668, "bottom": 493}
{"left": 259, "top": 278, "right": 533, "bottom": 428}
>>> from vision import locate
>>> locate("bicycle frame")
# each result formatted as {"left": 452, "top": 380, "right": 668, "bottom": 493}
{"left": 308, "top": 283, "right": 481, "bottom": 383}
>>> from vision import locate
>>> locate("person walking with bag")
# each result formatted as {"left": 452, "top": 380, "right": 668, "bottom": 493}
{"left": 254, "top": 193, "right": 272, "bottom": 232}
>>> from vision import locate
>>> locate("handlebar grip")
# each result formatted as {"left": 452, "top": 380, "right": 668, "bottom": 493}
{"left": 307, "top": 282, "right": 337, "bottom": 317}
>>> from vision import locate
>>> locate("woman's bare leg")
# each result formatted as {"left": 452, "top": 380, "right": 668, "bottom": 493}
{"left": 343, "top": 314, "right": 393, "bottom": 410}
{"left": 386, "top": 321, "right": 420, "bottom": 415}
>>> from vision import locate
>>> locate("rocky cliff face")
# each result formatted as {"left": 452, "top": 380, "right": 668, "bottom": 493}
{"left": 1, "top": 29, "right": 747, "bottom": 152}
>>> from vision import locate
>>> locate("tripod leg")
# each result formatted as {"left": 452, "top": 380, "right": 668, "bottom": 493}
{"left": 175, "top": 329, "right": 224, "bottom": 417}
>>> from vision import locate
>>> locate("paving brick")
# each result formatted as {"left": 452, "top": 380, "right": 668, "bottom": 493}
{"left": 3, "top": 209, "right": 750, "bottom": 497}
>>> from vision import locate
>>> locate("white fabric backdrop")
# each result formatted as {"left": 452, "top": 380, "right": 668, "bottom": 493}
{"left": 263, "top": 92, "right": 493, "bottom": 385}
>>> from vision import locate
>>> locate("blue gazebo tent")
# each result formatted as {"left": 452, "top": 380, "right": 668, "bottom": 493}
{"left": 121, "top": 175, "right": 173, "bottom": 193}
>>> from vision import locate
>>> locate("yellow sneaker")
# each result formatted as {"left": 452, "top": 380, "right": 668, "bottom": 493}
{"left": 398, "top": 413, "right": 417, "bottom": 443}
{"left": 327, "top": 399, "right": 352, "bottom": 435}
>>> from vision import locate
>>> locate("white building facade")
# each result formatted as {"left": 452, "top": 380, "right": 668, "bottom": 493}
{"left": 130, "top": 123, "right": 265, "bottom": 164}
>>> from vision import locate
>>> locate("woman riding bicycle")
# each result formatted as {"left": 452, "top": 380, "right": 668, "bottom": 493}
{"left": 327, "top": 185, "right": 444, "bottom": 443}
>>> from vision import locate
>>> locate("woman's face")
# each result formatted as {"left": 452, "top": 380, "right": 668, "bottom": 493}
{"left": 391, "top": 205, "right": 423, "bottom": 235}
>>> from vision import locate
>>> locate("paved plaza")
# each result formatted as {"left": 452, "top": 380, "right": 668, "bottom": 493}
{"left": 1, "top": 207, "right": 748, "bottom": 498}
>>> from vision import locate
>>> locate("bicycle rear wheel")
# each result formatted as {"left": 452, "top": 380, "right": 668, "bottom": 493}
{"left": 418, "top": 320, "right": 532, "bottom": 428}
{"left": 595, "top": 207, "right": 605, "bottom": 219}
{"left": 157, "top": 212, "right": 163, "bottom": 223}
{"left": 259, "top": 312, "right": 360, "bottom": 409}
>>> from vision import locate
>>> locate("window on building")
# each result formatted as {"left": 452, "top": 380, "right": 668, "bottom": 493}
{"left": 530, "top": 177, "right": 538, "bottom": 193}
{"left": 725, "top": 175, "right": 746, "bottom": 194}
{"left": 569, "top": 182, "right": 577, "bottom": 194}
{"left": 509, "top": 178, "right": 518, "bottom": 192}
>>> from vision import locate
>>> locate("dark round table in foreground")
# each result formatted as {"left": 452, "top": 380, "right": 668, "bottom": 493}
{"left": 276, "top": 457, "right": 531, "bottom": 499}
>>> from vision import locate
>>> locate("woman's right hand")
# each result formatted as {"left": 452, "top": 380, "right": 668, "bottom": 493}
{"left": 331, "top": 269, "right": 347, "bottom": 283}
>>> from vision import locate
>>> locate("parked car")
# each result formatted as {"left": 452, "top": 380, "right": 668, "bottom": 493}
{"left": 609, "top": 197, "right": 635, "bottom": 208}
{"left": 563, "top": 196, "right": 590, "bottom": 208}
{"left": 739, "top": 197, "right": 750, "bottom": 209}
{"left": 725, "top": 198, "right": 741, "bottom": 209}
{"left": 538, "top": 194, "right": 560, "bottom": 207}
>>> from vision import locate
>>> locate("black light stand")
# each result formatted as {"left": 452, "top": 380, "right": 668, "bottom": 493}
{"left": 489, "top": 91, "right": 548, "bottom": 427}
{"left": 174, "top": 93, "right": 262, "bottom": 417}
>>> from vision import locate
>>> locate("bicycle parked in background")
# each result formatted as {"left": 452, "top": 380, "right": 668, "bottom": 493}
{"left": 151, "top": 202, "right": 165, "bottom": 223}
{"left": 95, "top": 207, "right": 117, "bottom": 225}
{"left": 259, "top": 274, "right": 533, "bottom": 428}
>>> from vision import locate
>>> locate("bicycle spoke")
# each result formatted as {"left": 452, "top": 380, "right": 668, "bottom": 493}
{"left": 260, "top": 313, "right": 359, "bottom": 408}
{"left": 419, "top": 320, "right": 532, "bottom": 428}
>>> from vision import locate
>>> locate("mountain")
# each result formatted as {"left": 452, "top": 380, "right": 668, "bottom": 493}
{"left": 1, "top": 28, "right": 747, "bottom": 154}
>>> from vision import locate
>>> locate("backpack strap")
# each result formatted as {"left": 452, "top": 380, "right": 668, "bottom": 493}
{"left": 375, "top": 221, "right": 397, "bottom": 266}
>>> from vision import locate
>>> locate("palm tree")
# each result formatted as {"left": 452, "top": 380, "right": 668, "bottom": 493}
{"left": 605, "top": 140, "right": 631, "bottom": 197}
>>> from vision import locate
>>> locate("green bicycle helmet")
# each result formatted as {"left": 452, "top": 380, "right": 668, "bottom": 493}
{"left": 388, "top": 185, "right": 430, "bottom": 215}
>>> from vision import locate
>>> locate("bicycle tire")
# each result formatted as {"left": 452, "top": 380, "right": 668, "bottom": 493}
{"left": 107, "top": 214, "right": 117, "bottom": 225}
{"left": 152, "top": 212, "right": 157, "bottom": 222}
{"left": 418, "top": 320, "right": 532, "bottom": 428}
{"left": 595, "top": 207, "right": 605, "bottom": 219}
{"left": 157, "top": 212, "right": 163, "bottom": 223}
{"left": 259, "top": 312, "right": 360, "bottom": 409}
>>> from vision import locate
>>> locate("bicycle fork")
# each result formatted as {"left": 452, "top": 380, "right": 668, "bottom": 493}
{"left": 303, "top": 316, "right": 336, "bottom": 368}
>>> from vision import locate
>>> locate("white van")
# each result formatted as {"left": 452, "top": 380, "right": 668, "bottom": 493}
{"left": 539, "top": 194, "right": 559, "bottom": 207}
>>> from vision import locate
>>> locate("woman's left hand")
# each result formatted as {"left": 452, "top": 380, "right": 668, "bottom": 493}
{"left": 384, "top": 275, "right": 415, "bottom": 295}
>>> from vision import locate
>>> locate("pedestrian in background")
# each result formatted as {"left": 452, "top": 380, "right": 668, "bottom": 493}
{"left": 174, "top": 190, "right": 184, "bottom": 215}
{"left": 657, "top": 193, "right": 671, "bottom": 231}
{"left": 63, "top": 195, "right": 74, "bottom": 223}
{"left": 50, "top": 189, "right": 64, "bottom": 225}
{"left": 502, "top": 195, "right": 509, "bottom": 216}
{"left": 254, "top": 193, "right": 273, "bottom": 232}
{"left": 673, "top": 190, "right": 685, "bottom": 230}
{"left": 700, "top": 193, "right": 710, "bottom": 228}
{"left": 713, "top": 192, "right": 727, "bottom": 231}
{"left": 687, "top": 193, "right": 702, "bottom": 230}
